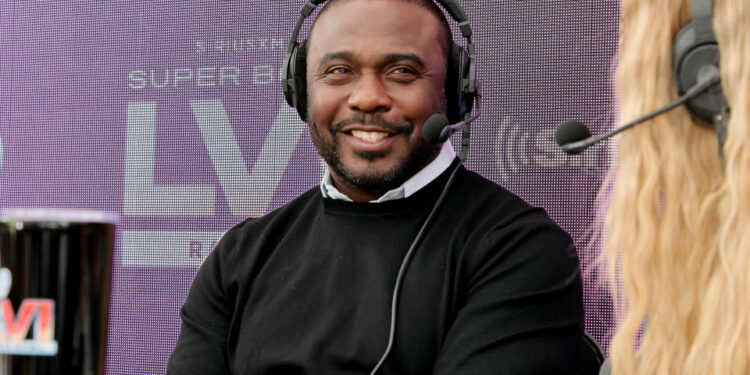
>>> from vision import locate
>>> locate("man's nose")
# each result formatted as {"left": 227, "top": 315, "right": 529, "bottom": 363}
{"left": 347, "top": 73, "right": 392, "bottom": 113}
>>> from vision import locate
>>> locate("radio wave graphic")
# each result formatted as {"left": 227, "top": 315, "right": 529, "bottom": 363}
{"left": 495, "top": 117, "right": 535, "bottom": 182}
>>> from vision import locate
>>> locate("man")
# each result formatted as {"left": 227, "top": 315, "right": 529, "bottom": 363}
{"left": 168, "top": 0, "right": 583, "bottom": 373}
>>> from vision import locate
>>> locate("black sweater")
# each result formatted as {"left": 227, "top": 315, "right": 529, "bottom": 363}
{"left": 168, "top": 164, "right": 583, "bottom": 374}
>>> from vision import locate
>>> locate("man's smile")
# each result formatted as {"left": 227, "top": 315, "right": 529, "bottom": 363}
{"left": 330, "top": 116, "right": 413, "bottom": 153}
{"left": 340, "top": 126, "right": 401, "bottom": 154}
{"left": 349, "top": 130, "right": 390, "bottom": 142}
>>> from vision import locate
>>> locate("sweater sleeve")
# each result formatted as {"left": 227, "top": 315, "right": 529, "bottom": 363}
{"left": 167, "top": 237, "right": 234, "bottom": 375}
{"left": 433, "top": 208, "right": 584, "bottom": 375}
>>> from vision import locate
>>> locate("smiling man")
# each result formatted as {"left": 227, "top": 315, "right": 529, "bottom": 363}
{"left": 305, "top": 0, "right": 447, "bottom": 202}
{"left": 168, "top": 1, "right": 583, "bottom": 374}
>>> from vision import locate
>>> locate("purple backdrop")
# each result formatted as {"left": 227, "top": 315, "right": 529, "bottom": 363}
{"left": 0, "top": 0, "right": 618, "bottom": 373}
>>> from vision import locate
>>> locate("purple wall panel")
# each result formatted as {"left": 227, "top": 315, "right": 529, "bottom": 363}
{"left": 0, "top": 0, "right": 619, "bottom": 372}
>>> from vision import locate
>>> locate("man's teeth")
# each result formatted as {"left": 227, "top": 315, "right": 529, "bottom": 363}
{"left": 350, "top": 130, "right": 389, "bottom": 142}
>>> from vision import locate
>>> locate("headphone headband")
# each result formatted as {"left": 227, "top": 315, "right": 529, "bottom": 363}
{"left": 690, "top": 0, "right": 715, "bottom": 37}
{"left": 691, "top": 0, "right": 713, "bottom": 19}
{"left": 288, "top": 0, "right": 473, "bottom": 45}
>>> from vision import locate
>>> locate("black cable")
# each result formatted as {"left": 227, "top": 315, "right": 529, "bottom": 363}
{"left": 368, "top": 148, "right": 467, "bottom": 375}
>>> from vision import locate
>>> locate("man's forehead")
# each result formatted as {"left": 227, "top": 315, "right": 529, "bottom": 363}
{"left": 312, "top": 0, "right": 440, "bottom": 25}
{"left": 307, "top": 0, "right": 445, "bottom": 52}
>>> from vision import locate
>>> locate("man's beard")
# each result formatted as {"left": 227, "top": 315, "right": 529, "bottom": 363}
{"left": 309, "top": 113, "right": 441, "bottom": 194}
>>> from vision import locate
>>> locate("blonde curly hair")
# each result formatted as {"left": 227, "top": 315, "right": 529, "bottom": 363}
{"left": 603, "top": 0, "right": 750, "bottom": 373}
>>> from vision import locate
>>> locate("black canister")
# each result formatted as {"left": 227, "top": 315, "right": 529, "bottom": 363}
{"left": 0, "top": 209, "right": 116, "bottom": 375}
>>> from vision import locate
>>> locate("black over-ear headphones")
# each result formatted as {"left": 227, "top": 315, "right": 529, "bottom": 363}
{"left": 281, "top": 0, "right": 478, "bottom": 125}
{"left": 673, "top": 0, "right": 730, "bottom": 137}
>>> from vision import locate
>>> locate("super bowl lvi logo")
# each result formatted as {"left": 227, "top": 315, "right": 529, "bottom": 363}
{"left": 0, "top": 267, "right": 58, "bottom": 356}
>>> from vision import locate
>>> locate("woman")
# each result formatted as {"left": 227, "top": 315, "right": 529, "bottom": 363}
{"left": 602, "top": 0, "right": 749, "bottom": 373}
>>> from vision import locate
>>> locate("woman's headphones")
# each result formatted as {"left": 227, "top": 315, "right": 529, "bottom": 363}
{"left": 672, "top": 0, "right": 730, "bottom": 140}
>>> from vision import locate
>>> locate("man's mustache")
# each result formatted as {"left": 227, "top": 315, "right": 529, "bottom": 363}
{"left": 331, "top": 114, "right": 413, "bottom": 135}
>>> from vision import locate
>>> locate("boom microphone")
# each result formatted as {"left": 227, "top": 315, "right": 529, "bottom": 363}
{"left": 554, "top": 120, "right": 592, "bottom": 155}
{"left": 422, "top": 115, "right": 451, "bottom": 143}
{"left": 423, "top": 94, "right": 483, "bottom": 144}
{"left": 556, "top": 66, "right": 722, "bottom": 154}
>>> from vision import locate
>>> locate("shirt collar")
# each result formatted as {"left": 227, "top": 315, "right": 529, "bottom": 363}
{"left": 320, "top": 141, "right": 456, "bottom": 203}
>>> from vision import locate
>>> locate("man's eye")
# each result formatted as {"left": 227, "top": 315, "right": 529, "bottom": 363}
{"left": 327, "top": 67, "right": 350, "bottom": 75}
{"left": 387, "top": 67, "right": 418, "bottom": 82}
{"left": 322, "top": 67, "right": 354, "bottom": 83}
{"left": 390, "top": 67, "right": 415, "bottom": 75}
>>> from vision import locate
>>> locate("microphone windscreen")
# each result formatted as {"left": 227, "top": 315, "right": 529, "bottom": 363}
{"left": 555, "top": 120, "right": 591, "bottom": 147}
{"left": 422, "top": 114, "right": 450, "bottom": 143}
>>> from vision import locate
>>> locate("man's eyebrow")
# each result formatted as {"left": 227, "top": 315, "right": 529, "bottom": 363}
{"left": 316, "top": 51, "right": 426, "bottom": 69}
{"left": 383, "top": 53, "right": 425, "bottom": 67}
{"left": 317, "top": 51, "right": 354, "bottom": 69}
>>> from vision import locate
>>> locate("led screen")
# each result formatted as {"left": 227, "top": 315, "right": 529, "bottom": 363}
{"left": 0, "top": 1, "right": 618, "bottom": 372}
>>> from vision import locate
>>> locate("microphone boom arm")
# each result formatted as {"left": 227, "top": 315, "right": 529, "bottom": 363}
{"left": 561, "top": 68, "right": 721, "bottom": 153}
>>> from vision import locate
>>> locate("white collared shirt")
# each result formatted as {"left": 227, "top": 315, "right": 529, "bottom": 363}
{"left": 320, "top": 141, "right": 456, "bottom": 203}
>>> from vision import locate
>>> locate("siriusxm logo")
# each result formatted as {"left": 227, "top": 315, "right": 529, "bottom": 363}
{"left": 494, "top": 117, "right": 610, "bottom": 182}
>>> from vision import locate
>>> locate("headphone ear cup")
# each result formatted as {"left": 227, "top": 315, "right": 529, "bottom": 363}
{"left": 445, "top": 45, "right": 461, "bottom": 123}
{"left": 672, "top": 20, "right": 728, "bottom": 126}
{"left": 445, "top": 43, "right": 477, "bottom": 124}
{"left": 282, "top": 43, "right": 298, "bottom": 110}
{"left": 293, "top": 40, "right": 309, "bottom": 121}
{"left": 282, "top": 41, "right": 309, "bottom": 122}
{"left": 446, "top": 44, "right": 472, "bottom": 123}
